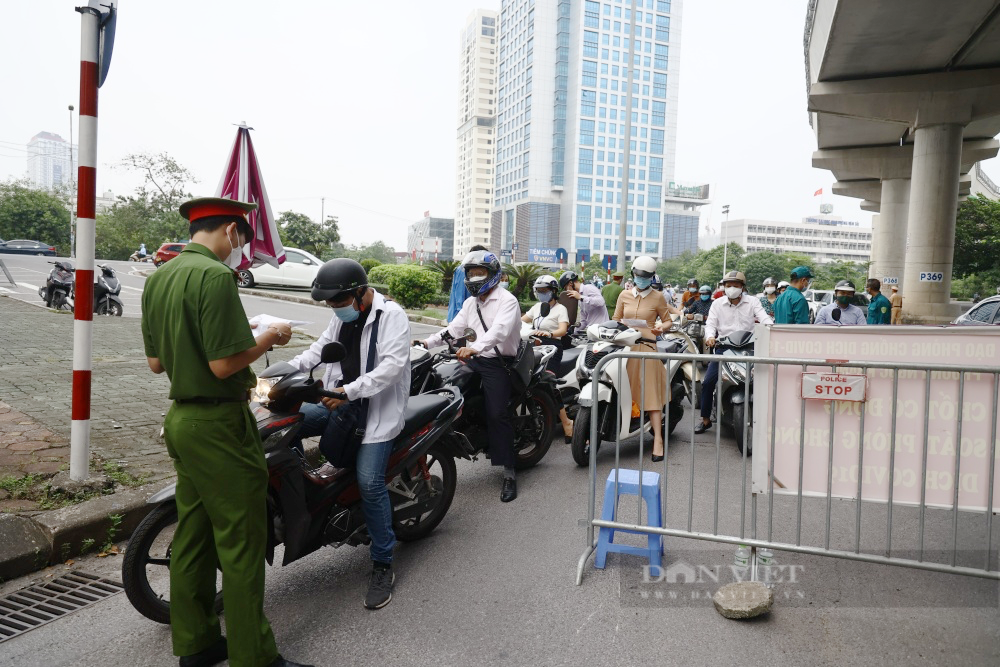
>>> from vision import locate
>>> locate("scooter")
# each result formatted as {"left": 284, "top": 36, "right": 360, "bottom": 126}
{"left": 38, "top": 261, "right": 75, "bottom": 311}
{"left": 519, "top": 320, "right": 587, "bottom": 418}
{"left": 129, "top": 250, "right": 151, "bottom": 262}
{"left": 570, "top": 321, "right": 687, "bottom": 467}
{"left": 122, "top": 342, "right": 471, "bottom": 624}
{"left": 715, "top": 329, "right": 755, "bottom": 455}
{"left": 409, "top": 328, "right": 561, "bottom": 470}
{"left": 91, "top": 264, "right": 124, "bottom": 316}
{"left": 657, "top": 317, "right": 702, "bottom": 414}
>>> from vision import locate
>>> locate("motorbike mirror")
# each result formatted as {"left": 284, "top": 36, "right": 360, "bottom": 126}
{"left": 462, "top": 327, "right": 477, "bottom": 342}
{"left": 320, "top": 342, "right": 347, "bottom": 364}
{"left": 832, "top": 308, "right": 841, "bottom": 322}
{"left": 540, "top": 302, "right": 551, "bottom": 317}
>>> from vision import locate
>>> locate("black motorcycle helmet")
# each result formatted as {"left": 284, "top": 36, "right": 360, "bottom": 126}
{"left": 558, "top": 270, "right": 580, "bottom": 290}
{"left": 311, "top": 258, "right": 369, "bottom": 304}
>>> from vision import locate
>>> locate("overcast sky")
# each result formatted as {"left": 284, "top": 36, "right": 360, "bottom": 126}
{"left": 2, "top": 1, "right": 998, "bottom": 250}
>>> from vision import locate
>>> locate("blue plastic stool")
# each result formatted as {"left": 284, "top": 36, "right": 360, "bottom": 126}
{"left": 594, "top": 468, "right": 663, "bottom": 569}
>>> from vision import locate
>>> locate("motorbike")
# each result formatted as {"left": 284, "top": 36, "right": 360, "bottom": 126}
{"left": 657, "top": 317, "right": 702, "bottom": 412}
{"left": 38, "top": 261, "right": 75, "bottom": 311}
{"left": 129, "top": 250, "right": 151, "bottom": 263}
{"left": 92, "top": 264, "right": 124, "bottom": 316}
{"left": 570, "top": 321, "right": 687, "bottom": 467}
{"left": 122, "top": 342, "right": 471, "bottom": 624}
{"left": 519, "top": 320, "right": 587, "bottom": 419}
{"left": 714, "top": 329, "right": 755, "bottom": 455}
{"left": 680, "top": 312, "right": 706, "bottom": 354}
{"left": 409, "top": 328, "right": 560, "bottom": 470}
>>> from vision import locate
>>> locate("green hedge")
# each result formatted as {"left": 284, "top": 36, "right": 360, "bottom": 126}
{"left": 360, "top": 259, "right": 383, "bottom": 274}
{"left": 367, "top": 264, "right": 438, "bottom": 309}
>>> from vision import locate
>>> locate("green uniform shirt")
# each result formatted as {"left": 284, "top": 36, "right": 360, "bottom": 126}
{"left": 868, "top": 292, "right": 892, "bottom": 325}
{"left": 141, "top": 243, "right": 256, "bottom": 400}
{"left": 602, "top": 282, "right": 624, "bottom": 316}
{"left": 773, "top": 286, "right": 810, "bottom": 324}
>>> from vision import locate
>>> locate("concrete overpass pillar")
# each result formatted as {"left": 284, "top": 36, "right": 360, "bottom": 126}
{"left": 901, "top": 124, "right": 964, "bottom": 324}
{"left": 872, "top": 179, "right": 909, "bottom": 289}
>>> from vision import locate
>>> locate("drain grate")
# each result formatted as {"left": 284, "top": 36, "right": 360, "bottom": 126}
{"left": 0, "top": 572, "right": 124, "bottom": 643}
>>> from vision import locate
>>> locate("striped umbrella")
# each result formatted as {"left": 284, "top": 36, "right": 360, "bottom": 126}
{"left": 215, "top": 123, "right": 285, "bottom": 269}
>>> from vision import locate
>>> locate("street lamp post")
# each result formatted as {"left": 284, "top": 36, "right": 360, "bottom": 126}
{"left": 721, "top": 204, "right": 730, "bottom": 275}
{"left": 68, "top": 104, "right": 75, "bottom": 259}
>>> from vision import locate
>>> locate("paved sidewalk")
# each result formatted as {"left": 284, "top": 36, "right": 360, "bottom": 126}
{"left": 0, "top": 296, "right": 312, "bottom": 505}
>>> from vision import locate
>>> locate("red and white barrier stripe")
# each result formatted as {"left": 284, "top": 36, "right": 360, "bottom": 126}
{"left": 70, "top": 9, "right": 100, "bottom": 481}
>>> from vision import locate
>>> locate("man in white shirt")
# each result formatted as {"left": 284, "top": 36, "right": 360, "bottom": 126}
{"left": 288, "top": 258, "right": 411, "bottom": 610}
{"left": 422, "top": 250, "right": 523, "bottom": 502}
{"left": 695, "top": 270, "right": 773, "bottom": 434}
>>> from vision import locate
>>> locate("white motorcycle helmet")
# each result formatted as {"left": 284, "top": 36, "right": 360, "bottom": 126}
{"left": 533, "top": 274, "right": 559, "bottom": 302}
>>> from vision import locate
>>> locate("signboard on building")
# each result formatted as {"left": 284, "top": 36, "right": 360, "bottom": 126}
{"left": 529, "top": 247, "right": 560, "bottom": 264}
{"left": 666, "top": 182, "right": 710, "bottom": 199}
{"left": 753, "top": 325, "right": 1000, "bottom": 512}
{"left": 882, "top": 276, "right": 899, "bottom": 285}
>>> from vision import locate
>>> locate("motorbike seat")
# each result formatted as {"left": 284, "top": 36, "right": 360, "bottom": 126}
{"left": 559, "top": 345, "right": 584, "bottom": 376}
{"left": 657, "top": 338, "right": 686, "bottom": 354}
{"left": 400, "top": 393, "right": 452, "bottom": 436}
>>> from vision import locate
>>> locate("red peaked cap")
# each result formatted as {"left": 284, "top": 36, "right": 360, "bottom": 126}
{"left": 179, "top": 196, "right": 257, "bottom": 223}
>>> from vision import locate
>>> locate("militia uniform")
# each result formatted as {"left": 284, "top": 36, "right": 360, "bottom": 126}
{"left": 141, "top": 198, "right": 279, "bottom": 667}
{"left": 868, "top": 291, "right": 892, "bottom": 325}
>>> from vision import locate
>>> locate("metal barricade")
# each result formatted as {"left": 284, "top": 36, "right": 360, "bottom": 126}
{"left": 575, "top": 345, "right": 1000, "bottom": 589}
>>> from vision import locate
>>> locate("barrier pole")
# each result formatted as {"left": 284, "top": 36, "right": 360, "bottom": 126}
{"left": 69, "top": 6, "right": 101, "bottom": 481}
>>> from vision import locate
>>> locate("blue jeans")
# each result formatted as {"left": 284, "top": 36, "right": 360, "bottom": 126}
{"left": 293, "top": 403, "right": 397, "bottom": 564}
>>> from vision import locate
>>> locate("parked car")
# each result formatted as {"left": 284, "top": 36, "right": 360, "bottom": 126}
{"left": 952, "top": 295, "right": 1000, "bottom": 325}
{"left": 236, "top": 248, "right": 322, "bottom": 289}
{"left": 0, "top": 239, "right": 57, "bottom": 256}
{"left": 152, "top": 242, "right": 188, "bottom": 267}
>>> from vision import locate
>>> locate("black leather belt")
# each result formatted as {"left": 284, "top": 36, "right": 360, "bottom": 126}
{"left": 175, "top": 391, "right": 251, "bottom": 405}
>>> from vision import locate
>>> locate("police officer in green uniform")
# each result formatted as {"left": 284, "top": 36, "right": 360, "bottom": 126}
{"left": 602, "top": 270, "right": 625, "bottom": 318}
{"left": 141, "top": 197, "right": 310, "bottom": 667}
{"left": 773, "top": 265, "right": 813, "bottom": 324}
{"left": 865, "top": 278, "right": 892, "bottom": 325}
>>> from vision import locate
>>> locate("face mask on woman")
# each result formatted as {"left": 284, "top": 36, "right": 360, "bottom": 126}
{"left": 633, "top": 276, "right": 652, "bottom": 290}
{"left": 535, "top": 290, "right": 553, "bottom": 303}
{"left": 700, "top": 294, "right": 711, "bottom": 302}
{"left": 764, "top": 286, "right": 775, "bottom": 295}
{"left": 725, "top": 286, "right": 743, "bottom": 300}
{"left": 688, "top": 286, "right": 697, "bottom": 293}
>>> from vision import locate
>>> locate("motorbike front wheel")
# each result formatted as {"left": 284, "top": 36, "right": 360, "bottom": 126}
{"left": 121, "top": 501, "right": 223, "bottom": 625}
{"left": 96, "top": 300, "right": 123, "bottom": 317}
{"left": 732, "top": 402, "right": 752, "bottom": 456}
{"left": 570, "top": 406, "right": 598, "bottom": 467}
{"left": 511, "top": 390, "right": 557, "bottom": 470}
{"left": 391, "top": 443, "right": 457, "bottom": 542}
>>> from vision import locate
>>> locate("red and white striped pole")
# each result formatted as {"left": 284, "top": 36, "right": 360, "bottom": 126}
{"left": 70, "top": 7, "right": 101, "bottom": 481}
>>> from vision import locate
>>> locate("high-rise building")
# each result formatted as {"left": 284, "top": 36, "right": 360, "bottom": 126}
{"left": 707, "top": 215, "right": 873, "bottom": 265}
{"left": 455, "top": 9, "right": 499, "bottom": 260}
{"left": 27, "top": 132, "right": 77, "bottom": 191}
{"left": 407, "top": 215, "right": 455, "bottom": 263}
{"left": 490, "top": 0, "right": 705, "bottom": 263}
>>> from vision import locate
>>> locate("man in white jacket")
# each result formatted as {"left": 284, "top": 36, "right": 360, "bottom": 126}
{"left": 288, "top": 258, "right": 410, "bottom": 611}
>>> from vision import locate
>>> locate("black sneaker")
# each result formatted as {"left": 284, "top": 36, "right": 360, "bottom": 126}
{"left": 364, "top": 564, "right": 395, "bottom": 610}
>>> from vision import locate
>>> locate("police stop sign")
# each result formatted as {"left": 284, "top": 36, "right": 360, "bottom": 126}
{"left": 800, "top": 372, "right": 867, "bottom": 402}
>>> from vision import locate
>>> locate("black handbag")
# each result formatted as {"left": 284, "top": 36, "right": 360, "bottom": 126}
{"left": 318, "top": 310, "right": 382, "bottom": 468}
{"left": 475, "top": 301, "right": 532, "bottom": 396}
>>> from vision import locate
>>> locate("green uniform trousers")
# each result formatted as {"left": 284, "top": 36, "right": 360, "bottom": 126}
{"left": 163, "top": 401, "right": 278, "bottom": 667}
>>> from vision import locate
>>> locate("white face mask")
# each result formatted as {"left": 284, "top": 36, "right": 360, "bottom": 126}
{"left": 764, "top": 286, "right": 775, "bottom": 295}
{"left": 688, "top": 287, "right": 697, "bottom": 292}
{"left": 725, "top": 286, "right": 743, "bottom": 300}
{"left": 225, "top": 226, "right": 247, "bottom": 270}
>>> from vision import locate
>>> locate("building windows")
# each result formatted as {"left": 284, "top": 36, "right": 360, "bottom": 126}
{"left": 651, "top": 100, "right": 665, "bottom": 126}
{"left": 648, "top": 184, "right": 661, "bottom": 208}
{"left": 650, "top": 129, "right": 664, "bottom": 155}
{"left": 576, "top": 204, "right": 592, "bottom": 233}
{"left": 655, "top": 15, "right": 670, "bottom": 41}
{"left": 585, "top": 1, "right": 600, "bottom": 27}
{"left": 579, "top": 148, "right": 594, "bottom": 174}
{"left": 582, "top": 90, "right": 597, "bottom": 117}
{"left": 653, "top": 72, "right": 667, "bottom": 98}
{"left": 582, "top": 60, "right": 598, "bottom": 87}
{"left": 584, "top": 30, "right": 599, "bottom": 57}
{"left": 578, "top": 178, "right": 593, "bottom": 202}
{"left": 580, "top": 119, "right": 595, "bottom": 146}
{"left": 576, "top": 236, "right": 590, "bottom": 249}
{"left": 654, "top": 43, "right": 668, "bottom": 70}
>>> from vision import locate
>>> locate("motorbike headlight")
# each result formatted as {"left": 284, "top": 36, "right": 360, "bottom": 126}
{"left": 577, "top": 365, "right": 593, "bottom": 384}
{"left": 253, "top": 377, "right": 279, "bottom": 404}
{"left": 724, "top": 360, "right": 748, "bottom": 384}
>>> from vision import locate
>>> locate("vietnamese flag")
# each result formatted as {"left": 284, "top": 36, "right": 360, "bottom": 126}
{"left": 813, "top": 188, "right": 823, "bottom": 196}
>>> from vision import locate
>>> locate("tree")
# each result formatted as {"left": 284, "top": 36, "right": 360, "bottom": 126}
{"left": 333, "top": 240, "right": 398, "bottom": 264}
{"left": 954, "top": 196, "right": 1000, "bottom": 277}
{"left": 0, "top": 179, "right": 71, "bottom": 255}
{"left": 504, "top": 263, "right": 544, "bottom": 300}
{"left": 277, "top": 211, "right": 340, "bottom": 258}
{"left": 93, "top": 152, "right": 197, "bottom": 260}
{"left": 811, "top": 259, "right": 869, "bottom": 291}
{"left": 428, "top": 259, "right": 461, "bottom": 293}
{"left": 738, "top": 251, "right": 789, "bottom": 292}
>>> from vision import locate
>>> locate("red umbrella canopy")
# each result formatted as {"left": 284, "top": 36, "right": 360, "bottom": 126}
{"left": 215, "top": 124, "right": 285, "bottom": 269}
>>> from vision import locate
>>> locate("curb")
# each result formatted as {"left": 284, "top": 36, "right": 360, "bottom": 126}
{"left": 0, "top": 485, "right": 159, "bottom": 581}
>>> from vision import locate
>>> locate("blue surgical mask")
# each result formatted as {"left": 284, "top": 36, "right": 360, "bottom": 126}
{"left": 700, "top": 294, "right": 710, "bottom": 301}
{"left": 333, "top": 304, "right": 360, "bottom": 322}
{"left": 499, "top": 281, "right": 509, "bottom": 290}
{"left": 633, "top": 276, "right": 652, "bottom": 290}
{"left": 535, "top": 291, "right": 553, "bottom": 303}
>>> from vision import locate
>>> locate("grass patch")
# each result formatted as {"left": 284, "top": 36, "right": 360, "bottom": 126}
{"left": 410, "top": 308, "right": 446, "bottom": 320}
{"left": 102, "top": 461, "right": 148, "bottom": 488}
{"left": 0, "top": 474, "right": 45, "bottom": 499}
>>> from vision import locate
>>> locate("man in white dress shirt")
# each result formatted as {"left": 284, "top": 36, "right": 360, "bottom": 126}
{"left": 421, "top": 250, "right": 522, "bottom": 502}
{"left": 695, "top": 270, "right": 773, "bottom": 434}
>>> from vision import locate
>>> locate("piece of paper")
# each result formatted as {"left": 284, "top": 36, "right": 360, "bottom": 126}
{"left": 248, "top": 314, "right": 311, "bottom": 339}
{"left": 621, "top": 318, "right": 648, "bottom": 329}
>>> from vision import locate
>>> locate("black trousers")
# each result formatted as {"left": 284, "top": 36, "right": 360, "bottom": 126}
{"left": 700, "top": 347, "right": 722, "bottom": 420}
{"left": 464, "top": 356, "right": 515, "bottom": 469}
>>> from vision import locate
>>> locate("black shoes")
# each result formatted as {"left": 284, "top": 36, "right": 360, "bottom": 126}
{"left": 179, "top": 638, "right": 227, "bottom": 667}
{"left": 365, "top": 564, "right": 395, "bottom": 610}
{"left": 267, "top": 657, "right": 314, "bottom": 667}
{"left": 501, "top": 477, "right": 518, "bottom": 502}
{"left": 651, "top": 453, "right": 664, "bottom": 463}
{"left": 694, "top": 421, "right": 712, "bottom": 434}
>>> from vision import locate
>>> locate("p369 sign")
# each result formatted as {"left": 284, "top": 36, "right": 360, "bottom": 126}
{"left": 800, "top": 372, "right": 868, "bottom": 402}
{"left": 919, "top": 271, "right": 944, "bottom": 282}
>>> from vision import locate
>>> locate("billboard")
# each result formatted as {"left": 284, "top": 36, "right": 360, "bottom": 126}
{"left": 752, "top": 325, "right": 1000, "bottom": 513}
{"left": 529, "top": 247, "right": 567, "bottom": 264}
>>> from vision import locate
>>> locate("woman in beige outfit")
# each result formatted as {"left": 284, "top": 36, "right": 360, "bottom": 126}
{"left": 613, "top": 261, "right": 682, "bottom": 460}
